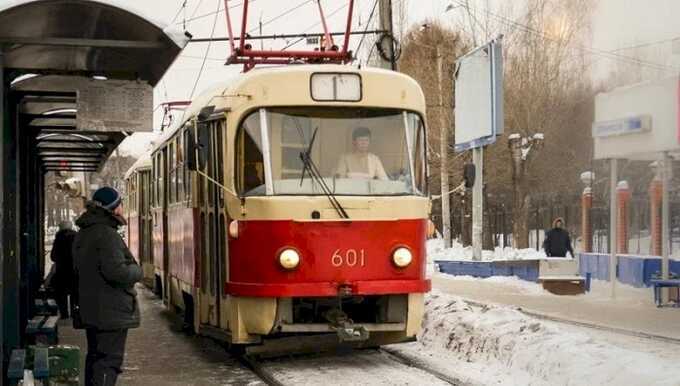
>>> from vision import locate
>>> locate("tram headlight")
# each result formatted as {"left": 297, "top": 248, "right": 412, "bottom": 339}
{"left": 392, "top": 247, "right": 412, "bottom": 268}
{"left": 279, "top": 249, "right": 300, "bottom": 270}
{"left": 228, "top": 220, "right": 239, "bottom": 238}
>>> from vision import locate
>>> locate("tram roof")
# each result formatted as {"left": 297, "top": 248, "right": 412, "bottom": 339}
{"left": 124, "top": 151, "right": 152, "bottom": 180}
{"left": 151, "top": 64, "right": 426, "bottom": 153}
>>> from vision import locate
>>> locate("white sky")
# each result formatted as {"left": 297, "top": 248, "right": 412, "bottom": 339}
{"left": 117, "top": 0, "right": 680, "bottom": 157}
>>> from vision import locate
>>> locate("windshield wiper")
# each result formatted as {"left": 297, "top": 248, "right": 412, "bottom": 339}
{"left": 298, "top": 126, "right": 349, "bottom": 219}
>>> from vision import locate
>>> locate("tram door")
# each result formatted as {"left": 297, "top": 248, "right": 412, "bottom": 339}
{"left": 199, "top": 119, "right": 227, "bottom": 328}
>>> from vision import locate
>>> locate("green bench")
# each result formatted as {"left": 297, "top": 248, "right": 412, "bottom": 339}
{"left": 7, "top": 346, "right": 81, "bottom": 385}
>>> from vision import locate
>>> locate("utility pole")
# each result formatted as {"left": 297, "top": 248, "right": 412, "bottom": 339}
{"left": 437, "top": 46, "right": 451, "bottom": 248}
{"left": 378, "top": 0, "right": 396, "bottom": 70}
{"left": 609, "top": 158, "right": 618, "bottom": 299}
{"left": 472, "top": 147, "right": 483, "bottom": 259}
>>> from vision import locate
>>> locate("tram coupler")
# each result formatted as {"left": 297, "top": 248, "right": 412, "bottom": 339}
{"left": 336, "top": 324, "right": 369, "bottom": 342}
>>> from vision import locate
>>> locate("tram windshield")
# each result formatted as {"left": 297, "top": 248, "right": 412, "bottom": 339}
{"left": 237, "top": 107, "right": 426, "bottom": 196}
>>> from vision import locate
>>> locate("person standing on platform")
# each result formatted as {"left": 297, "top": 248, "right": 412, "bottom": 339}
{"left": 50, "top": 220, "right": 77, "bottom": 318}
{"left": 543, "top": 217, "right": 575, "bottom": 258}
{"left": 73, "top": 187, "right": 142, "bottom": 386}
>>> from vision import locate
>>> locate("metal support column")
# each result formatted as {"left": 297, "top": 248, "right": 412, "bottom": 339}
{"left": 0, "top": 49, "right": 5, "bottom": 386}
{"left": 661, "top": 152, "right": 671, "bottom": 302}
{"left": 609, "top": 158, "right": 618, "bottom": 298}
{"left": 472, "top": 147, "right": 484, "bottom": 260}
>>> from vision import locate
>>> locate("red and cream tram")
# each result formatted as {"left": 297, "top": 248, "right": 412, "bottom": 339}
{"left": 125, "top": 64, "right": 431, "bottom": 348}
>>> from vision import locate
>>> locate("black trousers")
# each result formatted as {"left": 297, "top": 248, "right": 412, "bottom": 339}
{"left": 54, "top": 288, "right": 70, "bottom": 319}
{"left": 85, "top": 328, "right": 128, "bottom": 386}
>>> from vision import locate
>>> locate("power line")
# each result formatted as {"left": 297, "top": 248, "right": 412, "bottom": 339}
{"left": 247, "top": 0, "right": 314, "bottom": 34}
{"left": 189, "top": 0, "right": 221, "bottom": 101}
{"left": 355, "top": 0, "right": 379, "bottom": 56}
{"left": 171, "top": 0, "right": 188, "bottom": 23}
{"left": 449, "top": 0, "right": 680, "bottom": 73}
{"left": 282, "top": 2, "right": 348, "bottom": 50}
{"left": 180, "top": 54, "right": 226, "bottom": 62}
{"left": 177, "top": 0, "right": 249, "bottom": 25}
{"left": 190, "top": 0, "right": 205, "bottom": 18}
{"left": 189, "top": 29, "right": 387, "bottom": 43}
{"left": 611, "top": 37, "right": 680, "bottom": 53}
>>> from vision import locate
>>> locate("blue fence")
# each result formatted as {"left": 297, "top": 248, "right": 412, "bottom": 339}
{"left": 435, "top": 260, "right": 540, "bottom": 282}
{"left": 579, "top": 253, "right": 680, "bottom": 288}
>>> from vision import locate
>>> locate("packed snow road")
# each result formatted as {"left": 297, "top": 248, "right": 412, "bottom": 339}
{"left": 247, "top": 349, "right": 461, "bottom": 386}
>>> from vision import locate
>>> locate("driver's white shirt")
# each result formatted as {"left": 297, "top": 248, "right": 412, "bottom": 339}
{"left": 335, "top": 152, "right": 389, "bottom": 180}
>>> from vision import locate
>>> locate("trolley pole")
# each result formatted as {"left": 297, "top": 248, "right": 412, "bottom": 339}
{"left": 437, "top": 46, "right": 452, "bottom": 248}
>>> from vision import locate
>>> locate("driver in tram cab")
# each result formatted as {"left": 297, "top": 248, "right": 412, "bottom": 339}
{"left": 335, "top": 127, "right": 389, "bottom": 180}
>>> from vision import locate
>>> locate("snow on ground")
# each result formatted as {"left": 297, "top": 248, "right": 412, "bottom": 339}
{"left": 260, "top": 351, "right": 450, "bottom": 386}
{"left": 427, "top": 238, "right": 547, "bottom": 262}
{"left": 391, "top": 291, "right": 680, "bottom": 386}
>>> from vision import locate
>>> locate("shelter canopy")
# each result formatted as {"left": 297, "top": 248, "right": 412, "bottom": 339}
{"left": 0, "top": 0, "right": 187, "bottom": 86}
{"left": 0, "top": 0, "right": 189, "bottom": 172}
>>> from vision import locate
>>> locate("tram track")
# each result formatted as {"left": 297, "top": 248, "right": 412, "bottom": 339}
{"left": 240, "top": 347, "right": 467, "bottom": 386}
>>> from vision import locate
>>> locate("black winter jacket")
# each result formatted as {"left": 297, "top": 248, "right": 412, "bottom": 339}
{"left": 73, "top": 203, "right": 142, "bottom": 330}
{"left": 50, "top": 228, "right": 77, "bottom": 290}
{"left": 543, "top": 227, "right": 575, "bottom": 258}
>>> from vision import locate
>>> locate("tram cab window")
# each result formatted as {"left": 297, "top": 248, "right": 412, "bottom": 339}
{"left": 237, "top": 107, "right": 426, "bottom": 196}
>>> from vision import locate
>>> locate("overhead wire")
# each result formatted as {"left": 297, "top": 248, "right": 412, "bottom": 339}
{"left": 171, "top": 0, "right": 188, "bottom": 23}
{"left": 177, "top": 0, "right": 249, "bottom": 25}
{"left": 355, "top": 0, "right": 379, "bottom": 57}
{"left": 449, "top": 0, "right": 680, "bottom": 73}
{"left": 281, "top": 2, "right": 349, "bottom": 50}
{"left": 188, "top": 0, "right": 222, "bottom": 101}
{"left": 247, "top": 0, "right": 314, "bottom": 34}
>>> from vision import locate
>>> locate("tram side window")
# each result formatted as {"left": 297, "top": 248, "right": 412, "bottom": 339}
{"left": 159, "top": 149, "right": 165, "bottom": 206}
{"left": 177, "top": 132, "right": 184, "bottom": 202}
{"left": 237, "top": 114, "right": 265, "bottom": 195}
{"left": 152, "top": 156, "right": 157, "bottom": 208}
{"left": 171, "top": 142, "right": 177, "bottom": 204}
{"left": 183, "top": 129, "right": 192, "bottom": 202}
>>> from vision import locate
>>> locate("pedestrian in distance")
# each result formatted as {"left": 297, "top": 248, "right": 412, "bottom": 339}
{"left": 543, "top": 217, "right": 575, "bottom": 258}
{"left": 50, "top": 220, "right": 77, "bottom": 318}
{"left": 73, "top": 187, "right": 142, "bottom": 386}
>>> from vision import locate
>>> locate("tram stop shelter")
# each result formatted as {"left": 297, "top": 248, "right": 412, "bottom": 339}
{"left": 592, "top": 75, "right": 680, "bottom": 299}
{"left": 0, "top": 0, "right": 187, "bottom": 380}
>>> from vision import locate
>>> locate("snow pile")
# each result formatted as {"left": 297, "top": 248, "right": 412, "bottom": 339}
{"left": 437, "top": 274, "right": 550, "bottom": 296}
{"left": 427, "top": 238, "right": 547, "bottom": 262}
{"left": 417, "top": 291, "right": 680, "bottom": 386}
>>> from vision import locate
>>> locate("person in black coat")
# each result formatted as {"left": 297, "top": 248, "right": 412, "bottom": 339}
{"left": 50, "top": 220, "right": 77, "bottom": 318}
{"left": 543, "top": 217, "right": 575, "bottom": 258}
{"left": 73, "top": 187, "right": 142, "bottom": 386}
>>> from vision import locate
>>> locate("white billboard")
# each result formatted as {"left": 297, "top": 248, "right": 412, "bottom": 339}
{"left": 593, "top": 76, "right": 680, "bottom": 160}
{"left": 454, "top": 38, "right": 503, "bottom": 152}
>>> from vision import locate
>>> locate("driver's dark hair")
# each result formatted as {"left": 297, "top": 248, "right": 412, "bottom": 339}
{"left": 352, "top": 127, "right": 371, "bottom": 140}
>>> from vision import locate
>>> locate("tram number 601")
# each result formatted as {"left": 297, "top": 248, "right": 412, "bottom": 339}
{"left": 331, "top": 249, "right": 366, "bottom": 267}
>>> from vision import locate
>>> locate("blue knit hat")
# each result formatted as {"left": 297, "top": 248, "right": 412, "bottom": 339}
{"left": 92, "top": 186, "right": 121, "bottom": 211}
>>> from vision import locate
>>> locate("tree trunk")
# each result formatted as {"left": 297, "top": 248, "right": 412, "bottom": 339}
{"left": 513, "top": 190, "right": 530, "bottom": 249}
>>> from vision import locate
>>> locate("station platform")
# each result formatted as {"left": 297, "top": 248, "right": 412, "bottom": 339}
{"left": 432, "top": 273, "right": 680, "bottom": 341}
{"left": 59, "top": 287, "right": 263, "bottom": 386}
